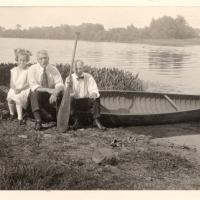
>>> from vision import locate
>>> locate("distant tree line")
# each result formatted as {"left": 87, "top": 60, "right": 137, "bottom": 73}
{"left": 0, "top": 16, "right": 199, "bottom": 42}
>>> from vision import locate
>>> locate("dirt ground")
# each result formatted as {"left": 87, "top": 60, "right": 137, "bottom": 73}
{"left": 1, "top": 117, "right": 200, "bottom": 190}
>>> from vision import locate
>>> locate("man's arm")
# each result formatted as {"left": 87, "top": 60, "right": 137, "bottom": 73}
{"left": 88, "top": 74, "right": 100, "bottom": 98}
{"left": 52, "top": 66, "right": 64, "bottom": 96}
{"left": 36, "top": 87, "right": 55, "bottom": 94}
{"left": 48, "top": 66, "right": 64, "bottom": 104}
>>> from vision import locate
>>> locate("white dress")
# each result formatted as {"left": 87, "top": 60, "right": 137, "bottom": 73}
{"left": 7, "top": 67, "right": 30, "bottom": 108}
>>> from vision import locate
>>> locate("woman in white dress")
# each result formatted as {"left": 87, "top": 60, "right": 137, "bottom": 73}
{"left": 7, "top": 48, "right": 32, "bottom": 125}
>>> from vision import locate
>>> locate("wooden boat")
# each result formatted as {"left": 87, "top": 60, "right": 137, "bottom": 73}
{"left": 1, "top": 86, "right": 200, "bottom": 127}
{"left": 99, "top": 90, "right": 200, "bottom": 127}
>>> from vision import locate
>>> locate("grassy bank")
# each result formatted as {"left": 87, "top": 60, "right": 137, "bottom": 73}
{"left": 1, "top": 120, "right": 200, "bottom": 189}
{"left": 0, "top": 63, "right": 144, "bottom": 91}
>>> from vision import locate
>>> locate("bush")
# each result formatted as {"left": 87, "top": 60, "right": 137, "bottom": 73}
{"left": 0, "top": 63, "right": 17, "bottom": 86}
{"left": 0, "top": 63, "right": 144, "bottom": 91}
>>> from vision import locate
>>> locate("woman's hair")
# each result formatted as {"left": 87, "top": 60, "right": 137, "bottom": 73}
{"left": 14, "top": 48, "right": 32, "bottom": 62}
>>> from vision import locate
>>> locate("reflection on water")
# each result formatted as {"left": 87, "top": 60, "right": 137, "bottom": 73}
{"left": 148, "top": 50, "right": 190, "bottom": 80}
{"left": 149, "top": 50, "right": 188, "bottom": 69}
{"left": 0, "top": 37, "right": 200, "bottom": 94}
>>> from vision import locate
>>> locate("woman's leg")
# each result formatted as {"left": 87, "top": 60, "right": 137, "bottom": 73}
{"left": 16, "top": 104, "right": 23, "bottom": 120}
{"left": 7, "top": 99, "right": 15, "bottom": 116}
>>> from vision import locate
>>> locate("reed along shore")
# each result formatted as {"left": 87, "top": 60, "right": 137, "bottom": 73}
{"left": 0, "top": 63, "right": 144, "bottom": 91}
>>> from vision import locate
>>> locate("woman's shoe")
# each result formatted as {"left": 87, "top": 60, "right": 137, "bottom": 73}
{"left": 9, "top": 114, "right": 16, "bottom": 121}
{"left": 18, "top": 119, "right": 26, "bottom": 125}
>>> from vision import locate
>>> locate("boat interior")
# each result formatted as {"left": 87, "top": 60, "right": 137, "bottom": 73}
{"left": 100, "top": 90, "right": 200, "bottom": 115}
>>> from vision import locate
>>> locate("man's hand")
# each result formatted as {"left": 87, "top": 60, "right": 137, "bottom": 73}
{"left": 49, "top": 94, "right": 57, "bottom": 104}
{"left": 52, "top": 89, "right": 60, "bottom": 97}
{"left": 70, "top": 92, "right": 75, "bottom": 97}
{"left": 14, "top": 89, "right": 21, "bottom": 94}
{"left": 66, "top": 78, "right": 72, "bottom": 88}
{"left": 90, "top": 92, "right": 97, "bottom": 99}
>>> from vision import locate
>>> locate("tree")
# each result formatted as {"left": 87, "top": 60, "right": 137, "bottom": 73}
{"left": 0, "top": 17, "right": 198, "bottom": 41}
{"left": 126, "top": 25, "right": 139, "bottom": 40}
{"left": 174, "top": 15, "right": 197, "bottom": 38}
{"left": 148, "top": 15, "right": 197, "bottom": 39}
{"left": 16, "top": 24, "right": 22, "bottom": 30}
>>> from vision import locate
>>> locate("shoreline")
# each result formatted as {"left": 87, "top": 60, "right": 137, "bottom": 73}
{"left": 1, "top": 37, "right": 200, "bottom": 46}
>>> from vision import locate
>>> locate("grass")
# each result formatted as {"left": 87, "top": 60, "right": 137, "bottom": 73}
{"left": 0, "top": 119, "right": 200, "bottom": 189}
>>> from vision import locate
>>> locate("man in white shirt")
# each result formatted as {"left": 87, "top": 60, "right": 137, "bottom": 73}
{"left": 28, "top": 50, "right": 64, "bottom": 130}
{"left": 65, "top": 59, "right": 106, "bottom": 130}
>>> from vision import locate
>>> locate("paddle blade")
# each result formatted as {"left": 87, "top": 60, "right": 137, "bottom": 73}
{"left": 57, "top": 87, "right": 71, "bottom": 133}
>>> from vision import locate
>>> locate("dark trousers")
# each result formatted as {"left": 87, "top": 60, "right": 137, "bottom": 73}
{"left": 29, "top": 90, "right": 62, "bottom": 122}
{"left": 70, "top": 97, "right": 101, "bottom": 121}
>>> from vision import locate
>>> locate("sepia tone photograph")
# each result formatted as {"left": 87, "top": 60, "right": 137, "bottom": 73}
{"left": 1, "top": 5, "right": 200, "bottom": 191}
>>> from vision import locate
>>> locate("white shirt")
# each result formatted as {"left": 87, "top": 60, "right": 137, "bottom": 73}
{"left": 28, "top": 63, "right": 64, "bottom": 91}
{"left": 65, "top": 72, "right": 100, "bottom": 99}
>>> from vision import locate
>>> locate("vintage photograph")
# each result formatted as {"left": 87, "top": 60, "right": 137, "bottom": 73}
{"left": 0, "top": 6, "right": 200, "bottom": 190}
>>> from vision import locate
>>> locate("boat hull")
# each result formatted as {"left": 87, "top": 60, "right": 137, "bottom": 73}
{"left": 99, "top": 90, "right": 200, "bottom": 127}
{"left": 100, "top": 109, "right": 200, "bottom": 127}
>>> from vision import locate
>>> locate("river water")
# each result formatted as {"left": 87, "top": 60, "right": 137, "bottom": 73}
{"left": 0, "top": 37, "right": 200, "bottom": 94}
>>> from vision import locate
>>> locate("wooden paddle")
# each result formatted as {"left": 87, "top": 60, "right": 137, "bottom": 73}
{"left": 57, "top": 32, "right": 80, "bottom": 132}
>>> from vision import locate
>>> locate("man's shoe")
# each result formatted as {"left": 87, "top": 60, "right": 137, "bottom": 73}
{"left": 34, "top": 120, "right": 42, "bottom": 131}
{"left": 40, "top": 108, "right": 54, "bottom": 122}
{"left": 94, "top": 119, "right": 106, "bottom": 131}
{"left": 71, "top": 118, "right": 81, "bottom": 130}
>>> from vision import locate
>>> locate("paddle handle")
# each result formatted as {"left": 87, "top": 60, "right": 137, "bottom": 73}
{"left": 69, "top": 32, "right": 80, "bottom": 83}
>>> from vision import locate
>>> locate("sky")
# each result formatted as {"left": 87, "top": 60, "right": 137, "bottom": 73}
{"left": 0, "top": 6, "right": 200, "bottom": 29}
